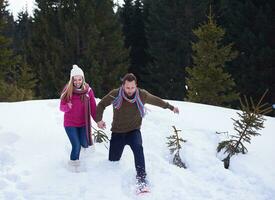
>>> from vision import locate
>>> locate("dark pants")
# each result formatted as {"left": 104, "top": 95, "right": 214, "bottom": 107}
{"left": 109, "top": 129, "right": 146, "bottom": 179}
{"left": 65, "top": 126, "right": 88, "bottom": 160}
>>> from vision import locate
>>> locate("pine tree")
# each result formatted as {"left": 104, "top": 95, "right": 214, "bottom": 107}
{"left": 215, "top": 0, "right": 275, "bottom": 107}
{"left": 0, "top": 0, "right": 13, "bottom": 39}
{"left": 29, "top": 0, "right": 128, "bottom": 98}
{"left": 13, "top": 11, "right": 37, "bottom": 100}
{"left": 16, "top": 62, "right": 37, "bottom": 100}
{"left": 217, "top": 90, "right": 273, "bottom": 169}
{"left": 119, "top": 0, "right": 149, "bottom": 87}
{"left": 92, "top": 126, "right": 109, "bottom": 149}
{"left": 145, "top": 0, "right": 208, "bottom": 100}
{"left": 0, "top": 0, "right": 15, "bottom": 80}
{"left": 119, "top": 0, "right": 134, "bottom": 49}
{"left": 14, "top": 11, "right": 33, "bottom": 58}
{"left": 29, "top": 0, "right": 66, "bottom": 98}
{"left": 0, "top": 0, "right": 36, "bottom": 101}
{"left": 186, "top": 9, "right": 238, "bottom": 107}
{"left": 78, "top": 0, "right": 129, "bottom": 97}
{"left": 167, "top": 126, "right": 187, "bottom": 168}
{"left": 93, "top": 129, "right": 109, "bottom": 144}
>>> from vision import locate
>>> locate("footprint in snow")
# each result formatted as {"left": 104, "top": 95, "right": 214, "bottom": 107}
{"left": 0, "top": 132, "right": 20, "bottom": 147}
{"left": 0, "top": 179, "right": 9, "bottom": 190}
{"left": 3, "top": 173, "right": 20, "bottom": 183}
{"left": 0, "top": 150, "right": 15, "bottom": 170}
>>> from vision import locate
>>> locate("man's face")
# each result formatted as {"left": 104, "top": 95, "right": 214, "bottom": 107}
{"left": 123, "top": 80, "right": 137, "bottom": 97}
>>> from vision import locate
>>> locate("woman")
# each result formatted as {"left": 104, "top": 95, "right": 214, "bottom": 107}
{"left": 60, "top": 64, "right": 96, "bottom": 171}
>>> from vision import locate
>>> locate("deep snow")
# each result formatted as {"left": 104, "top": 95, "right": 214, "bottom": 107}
{"left": 0, "top": 99, "right": 275, "bottom": 200}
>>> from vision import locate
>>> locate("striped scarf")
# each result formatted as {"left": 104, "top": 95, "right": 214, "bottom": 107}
{"left": 113, "top": 86, "right": 145, "bottom": 118}
{"left": 73, "top": 84, "right": 93, "bottom": 146}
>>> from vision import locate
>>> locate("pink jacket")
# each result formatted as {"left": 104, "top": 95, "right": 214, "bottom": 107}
{"left": 60, "top": 88, "right": 96, "bottom": 127}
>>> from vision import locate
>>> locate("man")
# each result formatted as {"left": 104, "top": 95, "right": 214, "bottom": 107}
{"left": 96, "top": 73, "right": 179, "bottom": 188}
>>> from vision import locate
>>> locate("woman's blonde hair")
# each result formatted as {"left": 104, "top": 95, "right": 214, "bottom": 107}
{"left": 60, "top": 77, "right": 86, "bottom": 101}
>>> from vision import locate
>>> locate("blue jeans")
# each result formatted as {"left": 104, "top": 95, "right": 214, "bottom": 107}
{"left": 65, "top": 126, "right": 88, "bottom": 160}
{"left": 109, "top": 129, "right": 146, "bottom": 179}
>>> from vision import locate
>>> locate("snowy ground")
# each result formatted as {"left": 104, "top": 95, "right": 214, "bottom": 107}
{"left": 0, "top": 99, "right": 275, "bottom": 200}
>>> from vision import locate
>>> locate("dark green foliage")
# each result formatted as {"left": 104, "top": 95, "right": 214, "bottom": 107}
{"left": 215, "top": 0, "right": 275, "bottom": 107}
{"left": 26, "top": 0, "right": 129, "bottom": 98}
{"left": 0, "top": 1, "right": 15, "bottom": 78}
{"left": 80, "top": 0, "right": 129, "bottom": 97}
{"left": 119, "top": 0, "right": 134, "bottom": 49}
{"left": 93, "top": 127, "right": 109, "bottom": 144}
{"left": 13, "top": 12, "right": 37, "bottom": 100}
{"left": 172, "top": 151, "right": 186, "bottom": 169}
{"left": 186, "top": 10, "right": 238, "bottom": 107}
{"left": 144, "top": 0, "right": 208, "bottom": 100}
{"left": 14, "top": 11, "right": 33, "bottom": 59}
{"left": 119, "top": 0, "right": 149, "bottom": 87}
{"left": 217, "top": 90, "right": 273, "bottom": 169}
{"left": 16, "top": 62, "right": 37, "bottom": 100}
{"left": 167, "top": 126, "right": 187, "bottom": 168}
{"left": 2, "top": 0, "right": 274, "bottom": 105}
{"left": 92, "top": 126, "right": 109, "bottom": 149}
{"left": 0, "top": 0, "right": 36, "bottom": 101}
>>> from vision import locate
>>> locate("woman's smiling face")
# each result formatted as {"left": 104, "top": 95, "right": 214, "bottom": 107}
{"left": 73, "top": 75, "right": 83, "bottom": 89}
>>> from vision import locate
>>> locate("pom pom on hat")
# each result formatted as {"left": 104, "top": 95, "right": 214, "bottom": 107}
{"left": 70, "top": 64, "right": 84, "bottom": 78}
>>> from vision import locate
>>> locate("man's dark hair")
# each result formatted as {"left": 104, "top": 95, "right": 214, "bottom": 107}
{"left": 122, "top": 73, "right": 137, "bottom": 84}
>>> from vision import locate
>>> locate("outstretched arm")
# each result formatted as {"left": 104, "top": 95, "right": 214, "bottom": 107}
{"left": 143, "top": 89, "right": 179, "bottom": 114}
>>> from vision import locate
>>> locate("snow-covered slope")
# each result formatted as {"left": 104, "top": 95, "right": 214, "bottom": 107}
{"left": 0, "top": 99, "right": 274, "bottom": 200}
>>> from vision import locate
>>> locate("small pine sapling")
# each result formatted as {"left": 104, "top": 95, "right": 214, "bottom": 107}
{"left": 167, "top": 126, "right": 187, "bottom": 168}
{"left": 92, "top": 126, "right": 109, "bottom": 149}
{"left": 217, "top": 90, "right": 272, "bottom": 169}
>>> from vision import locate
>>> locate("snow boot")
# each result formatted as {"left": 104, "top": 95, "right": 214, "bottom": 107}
{"left": 136, "top": 176, "right": 150, "bottom": 194}
{"left": 68, "top": 160, "right": 81, "bottom": 173}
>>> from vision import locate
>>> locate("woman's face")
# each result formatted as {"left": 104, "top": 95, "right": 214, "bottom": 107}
{"left": 73, "top": 75, "right": 83, "bottom": 89}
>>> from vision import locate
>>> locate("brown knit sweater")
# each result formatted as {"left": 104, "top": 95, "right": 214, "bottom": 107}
{"left": 96, "top": 88, "right": 174, "bottom": 133}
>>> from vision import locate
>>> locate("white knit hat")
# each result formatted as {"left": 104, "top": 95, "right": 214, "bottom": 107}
{"left": 70, "top": 64, "right": 84, "bottom": 78}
